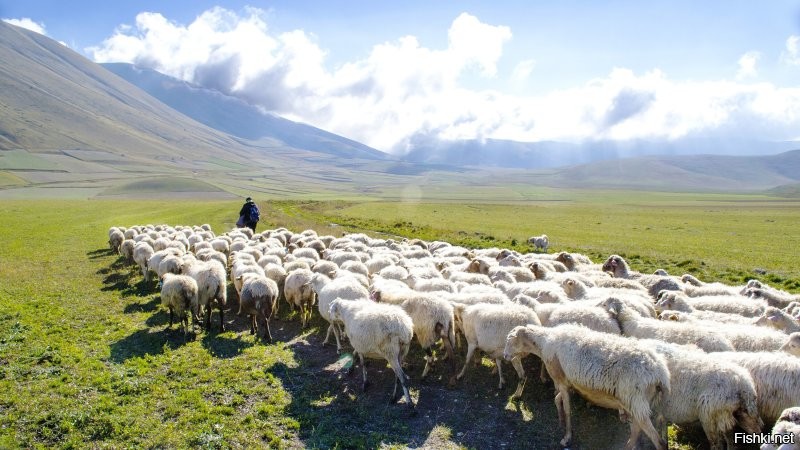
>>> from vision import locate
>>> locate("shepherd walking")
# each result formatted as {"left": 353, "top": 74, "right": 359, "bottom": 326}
{"left": 238, "top": 197, "right": 260, "bottom": 232}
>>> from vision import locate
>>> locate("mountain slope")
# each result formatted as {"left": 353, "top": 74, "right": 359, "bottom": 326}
{"left": 532, "top": 151, "right": 800, "bottom": 191}
{"left": 102, "top": 63, "right": 388, "bottom": 161}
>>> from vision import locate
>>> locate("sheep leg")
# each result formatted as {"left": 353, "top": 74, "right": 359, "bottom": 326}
{"left": 457, "top": 343, "right": 477, "bottom": 381}
{"left": 249, "top": 314, "right": 256, "bottom": 335}
{"left": 624, "top": 422, "right": 641, "bottom": 450}
{"left": 359, "top": 354, "right": 370, "bottom": 392}
{"left": 495, "top": 358, "right": 505, "bottom": 389}
{"left": 421, "top": 348, "right": 433, "bottom": 379}
{"left": 556, "top": 384, "right": 573, "bottom": 447}
{"left": 440, "top": 326, "right": 458, "bottom": 387}
{"left": 388, "top": 352, "right": 413, "bottom": 408}
{"left": 205, "top": 306, "right": 212, "bottom": 331}
{"left": 633, "top": 416, "right": 666, "bottom": 450}
{"left": 218, "top": 306, "right": 225, "bottom": 332}
{"left": 332, "top": 324, "right": 343, "bottom": 354}
{"left": 510, "top": 356, "right": 526, "bottom": 399}
{"left": 555, "top": 391, "right": 565, "bottom": 426}
{"left": 262, "top": 313, "right": 273, "bottom": 343}
{"left": 168, "top": 306, "right": 174, "bottom": 329}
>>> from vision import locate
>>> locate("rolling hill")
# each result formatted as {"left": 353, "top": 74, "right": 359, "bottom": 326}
{"left": 1, "top": 20, "right": 799, "bottom": 198}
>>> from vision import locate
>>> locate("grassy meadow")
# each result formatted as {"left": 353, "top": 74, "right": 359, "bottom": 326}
{"left": 0, "top": 194, "right": 798, "bottom": 449}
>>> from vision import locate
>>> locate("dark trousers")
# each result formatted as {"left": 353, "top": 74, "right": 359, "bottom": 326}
{"left": 245, "top": 221, "right": 258, "bottom": 233}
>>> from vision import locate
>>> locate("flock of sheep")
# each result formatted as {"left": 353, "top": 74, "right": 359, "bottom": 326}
{"left": 106, "top": 223, "right": 800, "bottom": 450}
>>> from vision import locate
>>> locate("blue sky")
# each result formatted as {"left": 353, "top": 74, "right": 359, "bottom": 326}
{"left": 3, "top": 1, "right": 800, "bottom": 152}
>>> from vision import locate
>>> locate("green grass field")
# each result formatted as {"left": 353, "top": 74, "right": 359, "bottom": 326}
{"left": 0, "top": 195, "right": 797, "bottom": 449}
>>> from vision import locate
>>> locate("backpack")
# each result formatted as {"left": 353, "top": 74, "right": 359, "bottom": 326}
{"left": 246, "top": 203, "right": 260, "bottom": 222}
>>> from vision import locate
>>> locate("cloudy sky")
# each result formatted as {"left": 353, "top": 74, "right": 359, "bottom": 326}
{"left": 4, "top": 1, "right": 800, "bottom": 153}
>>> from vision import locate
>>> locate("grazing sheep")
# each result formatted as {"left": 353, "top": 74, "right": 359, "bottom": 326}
{"left": 657, "top": 290, "right": 767, "bottom": 318}
{"left": 311, "top": 273, "right": 370, "bottom": 352}
{"left": 328, "top": 299, "right": 415, "bottom": 407}
{"left": 760, "top": 406, "right": 800, "bottom": 450}
{"left": 503, "top": 324, "right": 669, "bottom": 450}
{"left": 655, "top": 294, "right": 760, "bottom": 325}
{"left": 283, "top": 269, "right": 316, "bottom": 328}
{"left": 109, "top": 229, "right": 125, "bottom": 254}
{"left": 527, "top": 234, "right": 549, "bottom": 252}
{"left": 602, "top": 254, "right": 681, "bottom": 299}
{"left": 237, "top": 274, "right": 279, "bottom": 342}
{"left": 454, "top": 302, "right": 540, "bottom": 395}
{"left": 160, "top": 273, "right": 198, "bottom": 337}
{"left": 133, "top": 242, "right": 155, "bottom": 282}
{"left": 602, "top": 297, "right": 735, "bottom": 352}
{"left": 180, "top": 259, "right": 227, "bottom": 332}
{"left": 711, "top": 351, "right": 800, "bottom": 424}
{"left": 640, "top": 340, "right": 762, "bottom": 450}
{"left": 119, "top": 239, "right": 135, "bottom": 264}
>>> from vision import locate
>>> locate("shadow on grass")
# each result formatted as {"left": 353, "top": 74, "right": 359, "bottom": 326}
{"left": 87, "top": 248, "right": 112, "bottom": 259}
{"left": 124, "top": 296, "right": 160, "bottom": 314}
{"left": 109, "top": 328, "right": 186, "bottom": 363}
{"left": 201, "top": 333, "right": 255, "bottom": 359}
{"left": 266, "top": 314, "right": 649, "bottom": 450}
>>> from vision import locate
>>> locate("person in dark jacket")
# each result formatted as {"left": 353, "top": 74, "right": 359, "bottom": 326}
{"left": 238, "top": 197, "right": 260, "bottom": 232}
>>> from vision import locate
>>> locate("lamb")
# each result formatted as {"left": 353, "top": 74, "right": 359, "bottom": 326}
{"left": 761, "top": 407, "right": 800, "bottom": 450}
{"left": 602, "top": 297, "right": 735, "bottom": 352}
{"left": 237, "top": 274, "right": 279, "bottom": 342}
{"left": 639, "top": 340, "right": 762, "bottom": 450}
{"left": 454, "top": 302, "right": 540, "bottom": 395}
{"left": 657, "top": 290, "right": 766, "bottom": 318}
{"left": 755, "top": 307, "right": 800, "bottom": 334}
{"left": 328, "top": 299, "right": 415, "bottom": 408}
{"left": 372, "top": 286, "right": 457, "bottom": 383}
{"left": 160, "top": 273, "right": 198, "bottom": 337}
{"left": 527, "top": 234, "right": 549, "bottom": 252}
{"left": 283, "top": 268, "right": 317, "bottom": 328}
{"left": 311, "top": 273, "right": 370, "bottom": 352}
{"left": 180, "top": 258, "right": 227, "bottom": 332}
{"left": 503, "top": 324, "right": 670, "bottom": 450}
{"left": 602, "top": 254, "right": 682, "bottom": 299}
{"left": 711, "top": 351, "right": 800, "bottom": 424}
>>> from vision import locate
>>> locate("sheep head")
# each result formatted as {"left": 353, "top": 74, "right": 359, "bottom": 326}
{"left": 504, "top": 325, "right": 543, "bottom": 361}
{"left": 780, "top": 333, "right": 800, "bottom": 357}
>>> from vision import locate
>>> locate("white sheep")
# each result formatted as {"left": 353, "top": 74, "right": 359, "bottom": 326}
{"left": 639, "top": 339, "right": 762, "bottom": 450}
{"left": 711, "top": 351, "right": 800, "bottom": 424}
{"left": 503, "top": 324, "right": 669, "bottom": 450}
{"left": 311, "top": 273, "right": 370, "bottom": 352}
{"left": 782, "top": 332, "right": 800, "bottom": 357}
{"left": 109, "top": 229, "right": 125, "bottom": 254}
{"left": 454, "top": 302, "right": 540, "bottom": 395}
{"left": 761, "top": 407, "right": 800, "bottom": 450}
{"left": 560, "top": 276, "right": 655, "bottom": 317}
{"left": 133, "top": 242, "right": 155, "bottom": 282}
{"left": 527, "top": 234, "right": 549, "bottom": 252}
{"left": 180, "top": 258, "right": 227, "bottom": 332}
{"left": 747, "top": 287, "right": 800, "bottom": 310}
{"left": 755, "top": 307, "right": 800, "bottom": 334}
{"left": 372, "top": 286, "right": 457, "bottom": 383}
{"left": 602, "top": 254, "right": 682, "bottom": 299}
{"left": 119, "top": 239, "right": 135, "bottom": 264}
{"left": 160, "top": 273, "right": 198, "bottom": 337}
{"left": 237, "top": 273, "right": 279, "bottom": 342}
{"left": 602, "top": 296, "right": 735, "bottom": 352}
{"left": 328, "top": 299, "right": 415, "bottom": 408}
{"left": 657, "top": 290, "right": 766, "bottom": 318}
{"left": 283, "top": 268, "right": 317, "bottom": 328}
{"left": 655, "top": 294, "right": 761, "bottom": 325}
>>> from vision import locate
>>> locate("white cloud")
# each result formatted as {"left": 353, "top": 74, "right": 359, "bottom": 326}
{"left": 510, "top": 59, "right": 535, "bottom": 82}
{"left": 782, "top": 35, "right": 800, "bottom": 66}
{"left": 736, "top": 51, "right": 760, "bottom": 79}
{"left": 3, "top": 18, "right": 47, "bottom": 35}
{"left": 88, "top": 8, "right": 800, "bottom": 153}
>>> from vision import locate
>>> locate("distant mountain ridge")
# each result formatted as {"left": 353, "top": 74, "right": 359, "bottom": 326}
{"left": 102, "top": 63, "right": 388, "bottom": 161}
